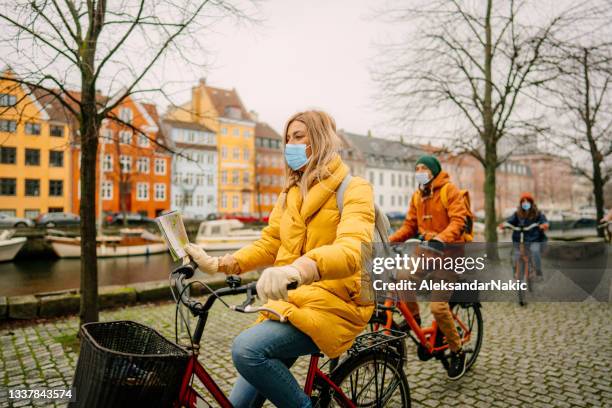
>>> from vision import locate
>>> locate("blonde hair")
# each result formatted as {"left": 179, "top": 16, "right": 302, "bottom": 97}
{"left": 281, "top": 110, "right": 342, "bottom": 203}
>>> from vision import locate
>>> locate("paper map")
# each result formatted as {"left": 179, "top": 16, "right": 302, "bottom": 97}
{"left": 155, "top": 210, "right": 189, "bottom": 261}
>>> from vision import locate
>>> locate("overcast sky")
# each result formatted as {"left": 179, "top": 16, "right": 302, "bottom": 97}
{"left": 156, "top": 0, "right": 390, "bottom": 137}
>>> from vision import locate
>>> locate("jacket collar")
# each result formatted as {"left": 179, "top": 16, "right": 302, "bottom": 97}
{"left": 287, "top": 154, "right": 349, "bottom": 221}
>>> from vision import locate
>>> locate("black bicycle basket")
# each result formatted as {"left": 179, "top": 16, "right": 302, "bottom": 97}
{"left": 69, "top": 320, "right": 189, "bottom": 408}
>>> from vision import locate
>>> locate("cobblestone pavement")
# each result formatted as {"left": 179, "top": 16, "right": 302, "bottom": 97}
{"left": 1, "top": 299, "right": 610, "bottom": 407}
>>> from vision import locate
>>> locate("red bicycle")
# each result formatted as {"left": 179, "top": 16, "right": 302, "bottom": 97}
{"left": 71, "top": 262, "right": 411, "bottom": 407}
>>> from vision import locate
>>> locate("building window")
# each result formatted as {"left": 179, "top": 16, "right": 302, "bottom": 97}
{"left": 226, "top": 107, "right": 242, "bottom": 119}
{"left": 233, "top": 147, "right": 240, "bottom": 160}
{"left": 49, "top": 180, "right": 63, "bottom": 196}
{"left": 101, "top": 181, "right": 113, "bottom": 200}
{"left": 207, "top": 152, "right": 214, "bottom": 164}
{"left": 25, "top": 149, "right": 40, "bottom": 166}
{"left": 49, "top": 151, "right": 64, "bottom": 167}
{"left": 0, "top": 93, "right": 17, "bottom": 106}
{"left": 391, "top": 195, "right": 395, "bottom": 206}
{"left": 405, "top": 174, "right": 409, "bottom": 186}
{"left": 391, "top": 173, "right": 395, "bottom": 187}
{"left": 103, "top": 154, "right": 113, "bottom": 172}
{"left": 154, "top": 158, "right": 166, "bottom": 175}
{"left": 137, "top": 157, "right": 150, "bottom": 174}
{"left": 101, "top": 129, "right": 113, "bottom": 143}
{"left": 243, "top": 149, "right": 250, "bottom": 161}
{"left": 25, "top": 179, "right": 40, "bottom": 196}
{"left": 220, "top": 126, "right": 227, "bottom": 135}
{"left": 196, "top": 194, "right": 204, "bottom": 207}
{"left": 221, "top": 170, "right": 228, "bottom": 184}
{"left": 207, "top": 195, "right": 214, "bottom": 205}
{"left": 50, "top": 125, "right": 64, "bottom": 137}
{"left": 243, "top": 172, "right": 250, "bottom": 184}
{"left": 221, "top": 146, "right": 228, "bottom": 159}
{"left": 232, "top": 128, "right": 240, "bottom": 137}
{"left": 154, "top": 183, "right": 166, "bottom": 201}
{"left": 368, "top": 171, "right": 374, "bottom": 184}
{"left": 243, "top": 129, "right": 250, "bottom": 138}
{"left": 221, "top": 193, "right": 227, "bottom": 208}
{"left": 25, "top": 122, "right": 41, "bottom": 135}
{"left": 119, "top": 131, "right": 132, "bottom": 144}
{"left": 24, "top": 209, "right": 39, "bottom": 219}
{"left": 0, "top": 120, "right": 17, "bottom": 133}
{"left": 378, "top": 194, "right": 384, "bottom": 206}
{"left": 120, "top": 107, "right": 133, "bottom": 124}
{"left": 120, "top": 155, "right": 132, "bottom": 173}
{"left": 0, "top": 147, "right": 16, "bottom": 164}
{"left": 232, "top": 170, "right": 240, "bottom": 185}
{"left": 136, "top": 182, "right": 149, "bottom": 200}
{"left": 137, "top": 134, "right": 150, "bottom": 147}
{"left": 379, "top": 172, "right": 384, "bottom": 186}
{"left": 232, "top": 195, "right": 239, "bottom": 209}
{"left": 207, "top": 174, "right": 214, "bottom": 186}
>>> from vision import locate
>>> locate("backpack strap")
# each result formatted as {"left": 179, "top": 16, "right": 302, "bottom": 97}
{"left": 336, "top": 174, "right": 353, "bottom": 214}
{"left": 440, "top": 183, "right": 450, "bottom": 209}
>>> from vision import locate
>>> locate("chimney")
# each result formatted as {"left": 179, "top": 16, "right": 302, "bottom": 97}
{"left": 199, "top": 77, "right": 206, "bottom": 86}
{"left": 249, "top": 110, "right": 259, "bottom": 122}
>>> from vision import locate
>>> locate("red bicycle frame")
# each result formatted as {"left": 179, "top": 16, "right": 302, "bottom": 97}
{"left": 176, "top": 353, "right": 356, "bottom": 408}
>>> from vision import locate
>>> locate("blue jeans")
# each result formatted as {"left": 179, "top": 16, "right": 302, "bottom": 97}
{"left": 229, "top": 320, "right": 319, "bottom": 408}
{"left": 513, "top": 242, "right": 542, "bottom": 275}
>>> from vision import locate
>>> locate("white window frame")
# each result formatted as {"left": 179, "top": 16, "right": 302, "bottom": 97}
{"left": 154, "top": 158, "right": 166, "bottom": 175}
{"left": 154, "top": 183, "right": 166, "bottom": 201}
{"left": 137, "top": 133, "right": 150, "bottom": 147}
{"left": 102, "top": 154, "right": 113, "bottom": 172}
{"left": 119, "top": 130, "right": 132, "bottom": 144}
{"left": 136, "top": 182, "right": 149, "bottom": 201}
{"left": 101, "top": 181, "right": 113, "bottom": 200}
{"left": 120, "top": 107, "right": 133, "bottom": 124}
{"left": 137, "top": 157, "right": 150, "bottom": 174}
{"left": 120, "top": 155, "right": 132, "bottom": 173}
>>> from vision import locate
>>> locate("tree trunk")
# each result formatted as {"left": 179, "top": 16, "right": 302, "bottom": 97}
{"left": 79, "top": 92, "right": 100, "bottom": 325}
{"left": 483, "top": 0, "right": 498, "bottom": 245}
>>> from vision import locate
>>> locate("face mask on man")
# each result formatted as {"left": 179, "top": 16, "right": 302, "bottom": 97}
{"left": 521, "top": 201, "right": 531, "bottom": 211}
{"left": 285, "top": 144, "right": 310, "bottom": 171}
{"left": 415, "top": 172, "right": 431, "bottom": 186}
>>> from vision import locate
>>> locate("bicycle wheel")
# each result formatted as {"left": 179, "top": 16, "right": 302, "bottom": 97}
{"left": 318, "top": 350, "right": 410, "bottom": 407}
{"left": 449, "top": 303, "right": 483, "bottom": 371}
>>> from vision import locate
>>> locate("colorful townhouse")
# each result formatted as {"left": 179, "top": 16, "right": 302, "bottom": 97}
{"left": 0, "top": 70, "right": 73, "bottom": 218}
{"left": 165, "top": 79, "right": 256, "bottom": 216}
{"left": 163, "top": 118, "right": 217, "bottom": 218}
{"left": 71, "top": 94, "right": 172, "bottom": 218}
{"left": 254, "top": 120, "right": 284, "bottom": 217}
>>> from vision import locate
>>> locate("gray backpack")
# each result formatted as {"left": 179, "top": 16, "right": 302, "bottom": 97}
{"left": 336, "top": 174, "right": 392, "bottom": 303}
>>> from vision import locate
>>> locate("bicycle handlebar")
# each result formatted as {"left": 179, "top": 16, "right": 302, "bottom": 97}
{"left": 501, "top": 222, "right": 540, "bottom": 232}
{"left": 171, "top": 261, "right": 296, "bottom": 322}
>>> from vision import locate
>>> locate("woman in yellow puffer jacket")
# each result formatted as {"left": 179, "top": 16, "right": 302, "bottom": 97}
{"left": 185, "top": 110, "right": 375, "bottom": 408}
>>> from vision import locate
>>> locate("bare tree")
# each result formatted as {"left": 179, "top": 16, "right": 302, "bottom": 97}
{"left": 541, "top": 40, "right": 612, "bottom": 235}
{"left": 0, "top": 0, "right": 250, "bottom": 325}
{"left": 373, "top": 0, "right": 592, "bottom": 243}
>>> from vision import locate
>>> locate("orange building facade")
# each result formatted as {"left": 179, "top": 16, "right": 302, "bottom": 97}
{"left": 254, "top": 122, "right": 284, "bottom": 217}
{"left": 71, "top": 96, "right": 171, "bottom": 218}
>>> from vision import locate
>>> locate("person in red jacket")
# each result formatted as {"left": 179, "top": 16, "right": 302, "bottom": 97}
{"left": 389, "top": 154, "right": 470, "bottom": 380}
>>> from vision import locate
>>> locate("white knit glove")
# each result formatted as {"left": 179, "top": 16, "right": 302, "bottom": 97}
{"left": 184, "top": 243, "right": 219, "bottom": 275}
{"left": 256, "top": 265, "right": 302, "bottom": 303}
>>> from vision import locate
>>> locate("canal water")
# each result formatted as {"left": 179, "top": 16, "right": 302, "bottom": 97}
{"left": 0, "top": 251, "right": 227, "bottom": 297}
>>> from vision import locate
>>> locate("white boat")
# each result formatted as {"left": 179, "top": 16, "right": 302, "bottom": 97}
{"left": 195, "top": 220, "right": 261, "bottom": 252}
{"left": 47, "top": 228, "right": 166, "bottom": 258}
{"left": 0, "top": 230, "right": 27, "bottom": 262}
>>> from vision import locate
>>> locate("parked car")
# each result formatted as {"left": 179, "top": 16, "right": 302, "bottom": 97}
{"left": 105, "top": 212, "right": 154, "bottom": 226}
{"left": 0, "top": 214, "right": 35, "bottom": 228}
{"left": 36, "top": 212, "right": 80, "bottom": 227}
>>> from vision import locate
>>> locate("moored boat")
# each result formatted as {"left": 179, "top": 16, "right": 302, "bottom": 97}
{"left": 47, "top": 228, "right": 166, "bottom": 258}
{"left": 195, "top": 219, "right": 261, "bottom": 252}
{"left": 0, "top": 230, "right": 27, "bottom": 262}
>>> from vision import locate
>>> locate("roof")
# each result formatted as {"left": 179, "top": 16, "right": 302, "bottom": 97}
{"left": 341, "top": 131, "right": 425, "bottom": 169}
{"left": 163, "top": 118, "right": 214, "bottom": 133}
{"left": 31, "top": 88, "right": 71, "bottom": 123}
{"left": 205, "top": 85, "right": 251, "bottom": 121}
{"left": 255, "top": 122, "right": 282, "bottom": 140}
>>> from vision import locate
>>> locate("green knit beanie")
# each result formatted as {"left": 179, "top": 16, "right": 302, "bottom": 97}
{"left": 415, "top": 155, "right": 442, "bottom": 177}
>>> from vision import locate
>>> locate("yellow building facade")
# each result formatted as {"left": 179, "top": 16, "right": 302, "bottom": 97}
{"left": 0, "top": 72, "right": 72, "bottom": 218}
{"left": 166, "top": 79, "right": 256, "bottom": 215}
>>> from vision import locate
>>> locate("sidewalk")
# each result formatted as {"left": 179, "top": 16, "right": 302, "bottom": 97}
{"left": 1, "top": 299, "right": 610, "bottom": 407}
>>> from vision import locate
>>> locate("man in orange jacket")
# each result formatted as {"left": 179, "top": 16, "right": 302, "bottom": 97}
{"left": 389, "top": 154, "right": 470, "bottom": 380}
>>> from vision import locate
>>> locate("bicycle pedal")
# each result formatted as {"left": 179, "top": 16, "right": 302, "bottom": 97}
{"left": 417, "top": 344, "right": 435, "bottom": 361}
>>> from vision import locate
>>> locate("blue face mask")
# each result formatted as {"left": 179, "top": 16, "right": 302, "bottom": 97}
{"left": 285, "top": 144, "right": 310, "bottom": 170}
{"left": 521, "top": 202, "right": 531, "bottom": 211}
